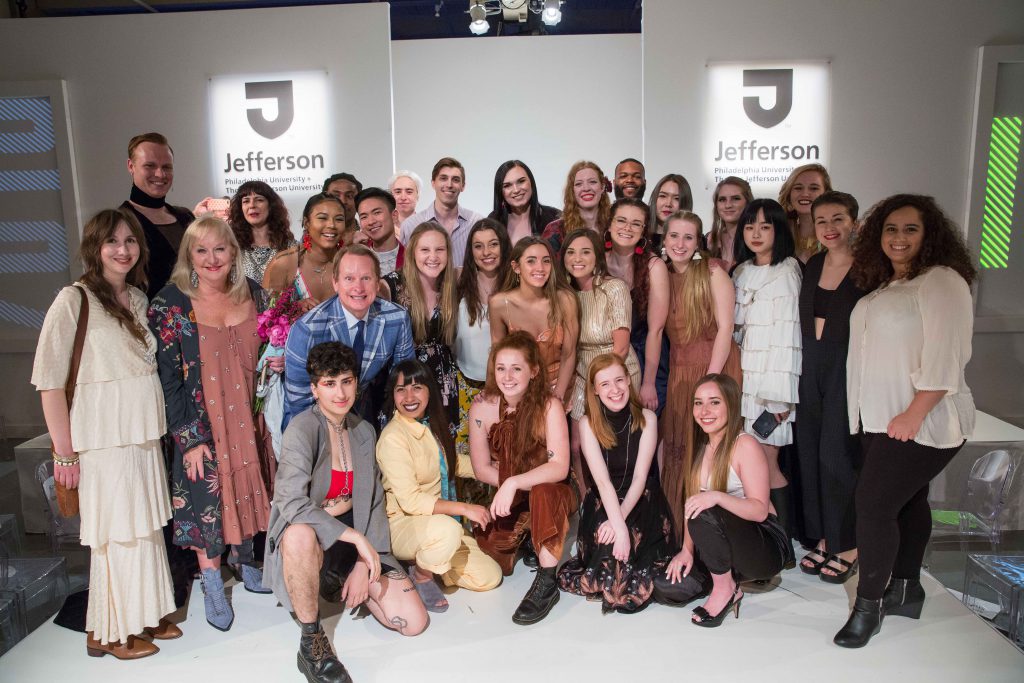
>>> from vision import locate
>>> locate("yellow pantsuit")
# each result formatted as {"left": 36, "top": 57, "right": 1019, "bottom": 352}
{"left": 377, "top": 414, "right": 502, "bottom": 591}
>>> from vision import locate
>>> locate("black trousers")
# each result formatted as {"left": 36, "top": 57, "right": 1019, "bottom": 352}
{"left": 795, "top": 337, "right": 862, "bottom": 552}
{"left": 688, "top": 507, "right": 793, "bottom": 581}
{"left": 855, "top": 433, "right": 963, "bottom": 600}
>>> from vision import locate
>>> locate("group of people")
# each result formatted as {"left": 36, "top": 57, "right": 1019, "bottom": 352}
{"left": 32, "top": 130, "right": 977, "bottom": 682}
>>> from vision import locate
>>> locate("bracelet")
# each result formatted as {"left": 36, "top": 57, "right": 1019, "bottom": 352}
{"left": 50, "top": 446, "right": 79, "bottom": 466}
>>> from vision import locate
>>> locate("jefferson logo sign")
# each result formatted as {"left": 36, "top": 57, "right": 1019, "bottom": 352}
{"left": 704, "top": 61, "right": 830, "bottom": 196}
{"left": 209, "top": 71, "right": 332, "bottom": 209}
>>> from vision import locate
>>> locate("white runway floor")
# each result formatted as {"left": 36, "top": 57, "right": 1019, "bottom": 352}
{"left": 2, "top": 557, "right": 1022, "bottom": 682}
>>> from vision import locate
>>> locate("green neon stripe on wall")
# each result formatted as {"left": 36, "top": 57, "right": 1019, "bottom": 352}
{"left": 980, "top": 116, "right": 1022, "bottom": 269}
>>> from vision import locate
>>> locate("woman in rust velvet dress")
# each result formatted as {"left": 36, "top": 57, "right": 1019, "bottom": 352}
{"left": 659, "top": 212, "right": 741, "bottom": 542}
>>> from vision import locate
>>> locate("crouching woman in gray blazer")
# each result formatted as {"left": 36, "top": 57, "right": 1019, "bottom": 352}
{"left": 263, "top": 341, "right": 428, "bottom": 683}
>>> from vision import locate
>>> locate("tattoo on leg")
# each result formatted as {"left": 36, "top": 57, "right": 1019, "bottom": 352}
{"left": 474, "top": 419, "right": 482, "bottom": 428}
{"left": 547, "top": 449, "right": 554, "bottom": 460}
{"left": 384, "top": 568, "right": 407, "bottom": 580}
{"left": 390, "top": 615, "right": 408, "bottom": 630}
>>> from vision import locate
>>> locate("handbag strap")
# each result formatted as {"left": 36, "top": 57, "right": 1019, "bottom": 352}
{"left": 64, "top": 284, "right": 90, "bottom": 407}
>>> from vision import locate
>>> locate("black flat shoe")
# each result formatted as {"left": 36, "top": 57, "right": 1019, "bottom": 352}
{"left": 820, "top": 556, "right": 858, "bottom": 585}
{"left": 834, "top": 597, "right": 882, "bottom": 648}
{"left": 691, "top": 588, "right": 743, "bottom": 628}
{"left": 883, "top": 578, "right": 925, "bottom": 619}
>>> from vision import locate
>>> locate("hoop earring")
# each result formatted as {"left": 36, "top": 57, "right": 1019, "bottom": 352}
{"left": 603, "top": 230, "right": 613, "bottom": 251}
{"left": 190, "top": 268, "right": 199, "bottom": 288}
{"left": 634, "top": 236, "right": 648, "bottom": 255}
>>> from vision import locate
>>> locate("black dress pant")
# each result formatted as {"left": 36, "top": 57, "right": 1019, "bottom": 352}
{"left": 796, "top": 337, "right": 862, "bottom": 552}
{"left": 688, "top": 507, "right": 793, "bottom": 581}
{"left": 855, "top": 433, "right": 963, "bottom": 600}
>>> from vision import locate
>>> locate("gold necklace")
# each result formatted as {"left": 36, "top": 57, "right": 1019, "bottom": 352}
{"left": 322, "top": 414, "right": 353, "bottom": 506}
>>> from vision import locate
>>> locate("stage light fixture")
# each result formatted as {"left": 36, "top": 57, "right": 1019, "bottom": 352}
{"left": 469, "top": 1, "right": 490, "bottom": 35}
{"left": 541, "top": 0, "right": 562, "bottom": 26}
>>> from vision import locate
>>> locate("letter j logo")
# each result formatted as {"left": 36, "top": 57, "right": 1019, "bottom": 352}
{"left": 245, "top": 80, "right": 294, "bottom": 140}
{"left": 742, "top": 69, "right": 793, "bottom": 129}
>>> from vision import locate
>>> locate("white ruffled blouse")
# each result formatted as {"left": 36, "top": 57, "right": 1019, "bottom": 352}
{"left": 733, "top": 257, "right": 803, "bottom": 445}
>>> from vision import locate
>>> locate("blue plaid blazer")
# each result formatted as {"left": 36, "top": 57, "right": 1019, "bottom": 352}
{"left": 283, "top": 295, "right": 414, "bottom": 426}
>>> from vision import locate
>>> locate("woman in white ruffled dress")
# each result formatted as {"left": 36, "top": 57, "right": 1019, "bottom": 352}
{"left": 731, "top": 198, "right": 802, "bottom": 536}
{"left": 33, "top": 208, "right": 178, "bottom": 660}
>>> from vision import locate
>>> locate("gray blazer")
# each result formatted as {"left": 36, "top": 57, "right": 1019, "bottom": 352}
{"left": 262, "top": 406, "right": 398, "bottom": 612}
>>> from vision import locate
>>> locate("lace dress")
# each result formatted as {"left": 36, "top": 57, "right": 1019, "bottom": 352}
{"left": 557, "top": 406, "right": 677, "bottom": 613}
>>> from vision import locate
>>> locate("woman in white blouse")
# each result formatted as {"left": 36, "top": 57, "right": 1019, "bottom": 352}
{"left": 731, "top": 198, "right": 802, "bottom": 538}
{"left": 33, "top": 209, "right": 178, "bottom": 659}
{"left": 835, "top": 194, "right": 976, "bottom": 649}
{"left": 453, "top": 218, "right": 511, "bottom": 509}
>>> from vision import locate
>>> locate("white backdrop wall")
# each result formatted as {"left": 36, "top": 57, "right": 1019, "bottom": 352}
{"left": 643, "top": 0, "right": 1024, "bottom": 426}
{"left": 0, "top": 4, "right": 394, "bottom": 435}
{"left": 392, "top": 35, "right": 642, "bottom": 219}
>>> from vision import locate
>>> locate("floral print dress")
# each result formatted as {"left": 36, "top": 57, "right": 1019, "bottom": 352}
{"left": 148, "top": 279, "right": 274, "bottom": 560}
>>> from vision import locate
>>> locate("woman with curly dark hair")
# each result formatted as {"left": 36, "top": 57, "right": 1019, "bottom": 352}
{"left": 228, "top": 180, "right": 297, "bottom": 282}
{"left": 835, "top": 194, "right": 976, "bottom": 648}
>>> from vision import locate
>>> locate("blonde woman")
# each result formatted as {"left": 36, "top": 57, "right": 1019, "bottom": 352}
{"left": 148, "top": 216, "right": 278, "bottom": 631}
{"left": 778, "top": 163, "right": 832, "bottom": 263}
{"left": 660, "top": 211, "right": 741, "bottom": 541}
{"left": 707, "top": 176, "right": 752, "bottom": 270}
{"left": 382, "top": 221, "right": 460, "bottom": 430}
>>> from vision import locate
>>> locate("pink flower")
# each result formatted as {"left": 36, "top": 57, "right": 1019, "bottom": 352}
{"left": 269, "top": 324, "right": 288, "bottom": 347}
{"left": 172, "top": 496, "right": 186, "bottom": 509}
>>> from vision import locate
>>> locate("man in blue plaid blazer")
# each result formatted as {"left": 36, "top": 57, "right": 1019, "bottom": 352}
{"left": 284, "top": 244, "right": 414, "bottom": 429}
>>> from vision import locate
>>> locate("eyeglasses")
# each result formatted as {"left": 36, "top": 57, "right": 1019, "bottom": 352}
{"left": 612, "top": 216, "right": 645, "bottom": 231}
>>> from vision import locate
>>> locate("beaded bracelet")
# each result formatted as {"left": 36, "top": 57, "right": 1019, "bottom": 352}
{"left": 51, "top": 446, "right": 79, "bottom": 466}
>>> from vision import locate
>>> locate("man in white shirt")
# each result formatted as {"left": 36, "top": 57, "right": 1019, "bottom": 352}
{"left": 355, "top": 187, "right": 404, "bottom": 278}
{"left": 399, "top": 157, "right": 483, "bottom": 267}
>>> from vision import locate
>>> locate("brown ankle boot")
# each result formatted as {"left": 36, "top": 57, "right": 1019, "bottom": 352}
{"left": 144, "top": 618, "right": 183, "bottom": 640}
{"left": 86, "top": 633, "right": 159, "bottom": 659}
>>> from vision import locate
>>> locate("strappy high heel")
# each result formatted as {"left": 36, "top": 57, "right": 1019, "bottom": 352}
{"left": 691, "top": 587, "right": 743, "bottom": 628}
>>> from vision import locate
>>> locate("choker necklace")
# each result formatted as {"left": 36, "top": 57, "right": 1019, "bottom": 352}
{"left": 130, "top": 184, "right": 166, "bottom": 209}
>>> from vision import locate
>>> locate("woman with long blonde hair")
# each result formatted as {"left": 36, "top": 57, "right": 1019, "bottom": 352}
{"left": 659, "top": 211, "right": 741, "bottom": 541}
{"left": 382, "top": 220, "right": 460, "bottom": 431}
{"left": 778, "top": 163, "right": 832, "bottom": 263}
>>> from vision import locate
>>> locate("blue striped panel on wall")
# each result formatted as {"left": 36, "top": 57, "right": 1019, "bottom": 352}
{"left": 0, "top": 169, "right": 62, "bottom": 191}
{"left": 0, "top": 97, "right": 56, "bottom": 154}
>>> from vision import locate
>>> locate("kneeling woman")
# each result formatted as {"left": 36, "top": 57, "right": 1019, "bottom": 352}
{"left": 264, "top": 343, "right": 427, "bottom": 681}
{"left": 469, "top": 331, "right": 577, "bottom": 625}
{"left": 557, "top": 354, "right": 676, "bottom": 613}
{"left": 663, "top": 374, "right": 793, "bottom": 627}
{"left": 377, "top": 360, "right": 502, "bottom": 613}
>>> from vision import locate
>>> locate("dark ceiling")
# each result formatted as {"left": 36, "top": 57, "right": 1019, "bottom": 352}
{"left": 12, "top": 0, "right": 642, "bottom": 39}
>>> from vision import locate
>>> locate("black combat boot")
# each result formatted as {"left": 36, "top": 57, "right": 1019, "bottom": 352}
{"left": 297, "top": 618, "right": 352, "bottom": 683}
{"left": 512, "top": 567, "right": 560, "bottom": 625}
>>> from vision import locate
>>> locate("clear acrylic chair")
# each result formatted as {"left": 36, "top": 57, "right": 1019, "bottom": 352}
{"left": 34, "top": 460, "right": 81, "bottom": 553}
{"left": 931, "top": 448, "right": 1019, "bottom": 552}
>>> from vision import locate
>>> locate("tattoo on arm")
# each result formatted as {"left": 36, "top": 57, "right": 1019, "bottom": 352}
{"left": 547, "top": 450, "right": 554, "bottom": 460}
{"left": 475, "top": 419, "right": 482, "bottom": 428}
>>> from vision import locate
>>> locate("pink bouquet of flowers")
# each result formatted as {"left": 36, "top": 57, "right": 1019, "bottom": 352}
{"left": 255, "top": 286, "right": 306, "bottom": 411}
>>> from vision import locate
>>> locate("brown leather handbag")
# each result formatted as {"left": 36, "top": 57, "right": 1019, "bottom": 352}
{"left": 54, "top": 285, "right": 89, "bottom": 518}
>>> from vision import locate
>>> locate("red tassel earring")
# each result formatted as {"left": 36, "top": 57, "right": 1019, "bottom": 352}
{"left": 302, "top": 230, "right": 312, "bottom": 251}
